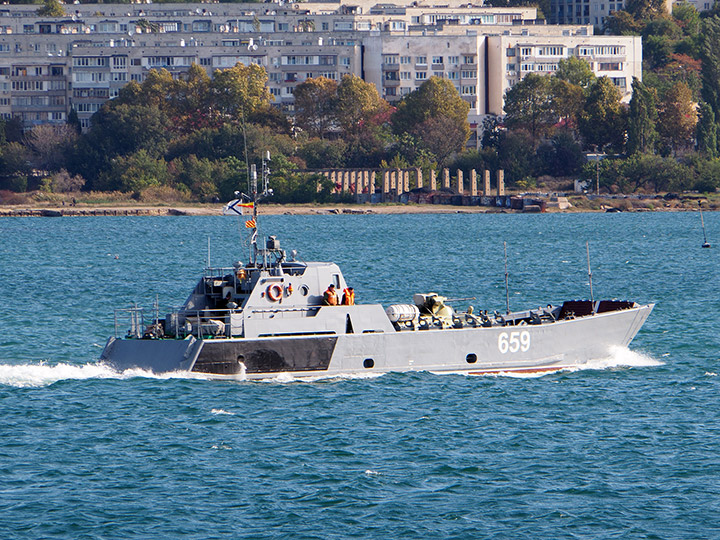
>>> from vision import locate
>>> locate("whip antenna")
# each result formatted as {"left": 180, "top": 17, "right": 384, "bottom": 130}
{"left": 504, "top": 241, "right": 510, "bottom": 315}
{"left": 586, "top": 241, "right": 594, "bottom": 303}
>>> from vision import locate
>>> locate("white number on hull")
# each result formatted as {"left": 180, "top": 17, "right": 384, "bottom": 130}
{"left": 498, "top": 331, "right": 530, "bottom": 353}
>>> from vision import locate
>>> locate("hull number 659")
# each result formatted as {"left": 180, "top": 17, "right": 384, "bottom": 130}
{"left": 498, "top": 331, "right": 530, "bottom": 354}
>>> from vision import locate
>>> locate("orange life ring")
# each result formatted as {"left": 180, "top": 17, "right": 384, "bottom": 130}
{"left": 267, "top": 283, "right": 283, "bottom": 302}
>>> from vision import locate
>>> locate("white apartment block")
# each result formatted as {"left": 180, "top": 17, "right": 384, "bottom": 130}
{"left": 0, "top": 2, "right": 641, "bottom": 142}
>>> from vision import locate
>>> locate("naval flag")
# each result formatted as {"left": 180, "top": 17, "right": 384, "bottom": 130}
{"left": 222, "top": 200, "right": 254, "bottom": 216}
{"left": 222, "top": 199, "right": 243, "bottom": 216}
{"left": 245, "top": 218, "right": 256, "bottom": 229}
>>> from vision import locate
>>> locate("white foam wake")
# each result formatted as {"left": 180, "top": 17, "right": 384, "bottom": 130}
{"left": 0, "top": 362, "right": 117, "bottom": 388}
{"left": 477, "top": 346, "right": 662, "bottom": 379}
{"left": 0, "top": 361, "right": 214, "bottom": 388}
{"left": 582, "top": 345, "right": 663, "bottom": 371}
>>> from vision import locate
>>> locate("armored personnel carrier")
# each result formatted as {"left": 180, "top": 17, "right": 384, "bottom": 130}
{"left": 100, "top": 157, "right": 653, "bottom": 379}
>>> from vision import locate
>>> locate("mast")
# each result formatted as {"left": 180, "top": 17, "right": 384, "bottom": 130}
{"left": 246, "top": 151, "right": 273, "bottom": 265}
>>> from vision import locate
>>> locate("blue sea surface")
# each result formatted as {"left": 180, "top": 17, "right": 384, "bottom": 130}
{"left": 0, "top": 211, "right": 718, "bottom": 539}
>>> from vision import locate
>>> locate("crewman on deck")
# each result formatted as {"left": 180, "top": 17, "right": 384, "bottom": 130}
{"left": 341, "top": 287, "right": 355, "bottom": 305}
{"left": 323, "top": 284, "right": 338, "bottom": 305}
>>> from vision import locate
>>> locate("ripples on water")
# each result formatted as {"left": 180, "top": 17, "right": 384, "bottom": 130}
{"left": 1, "top": 212, "right": 719, "bottom": 539}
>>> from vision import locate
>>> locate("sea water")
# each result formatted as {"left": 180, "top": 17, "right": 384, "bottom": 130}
{"left": 0, "top": 211, "right": 718, "bottom": 539}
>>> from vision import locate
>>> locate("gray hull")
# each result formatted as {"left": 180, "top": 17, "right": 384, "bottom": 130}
{"left": 101, "top": 303, "right": 653, "bottom": 380}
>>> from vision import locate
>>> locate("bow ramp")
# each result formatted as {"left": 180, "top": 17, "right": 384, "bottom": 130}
{"left": 100, "top": 336, "right": 203, "bottom": 373}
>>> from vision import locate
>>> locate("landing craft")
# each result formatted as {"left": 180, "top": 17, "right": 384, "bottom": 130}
{"left": 100, "top": 154, "right": 654, "bottom": 379}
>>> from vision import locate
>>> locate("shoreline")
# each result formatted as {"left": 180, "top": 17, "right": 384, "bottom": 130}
{"left": 0, "top": 198, "right": 715, "bottom": 217}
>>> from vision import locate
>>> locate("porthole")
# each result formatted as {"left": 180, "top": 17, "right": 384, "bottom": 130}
{"left": 300, "top": 285, "right": 309, "bottom": 296}
{"left": 466, "top": 353, "right": 477, "bottom": 364}
{"left": 363, "top": 358, "right": 374, "bottom": 369}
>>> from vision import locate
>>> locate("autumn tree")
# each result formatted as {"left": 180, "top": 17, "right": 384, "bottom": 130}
{"left": 335, "top": 74, "right": 390, "bottom": 136}
{"left": 392, "top": 77, "right": 469, "bottom": 138}
{"left": 550, "top": 78, "right": 585, "bottom": 128}
{"left": 211, "top": 63, "right": 273, "bottom": 122}
{"left": 36, "top": 0, "right": 64, "bottom": 17}
{"left": 293, "top": 76, "right": 338, "bottom": 138}
{"left": 391, "top": 77, "right": 470, "bottom": 164}
{"left": 173, "top": 64, "right": 213, "bottom": 130}
{"left": 624, "top": 0, "right": 667, "bottom": 20}
{"left": 658, "top": 81, "right": 697, "bottom": 155}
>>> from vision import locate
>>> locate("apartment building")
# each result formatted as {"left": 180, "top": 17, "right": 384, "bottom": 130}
{"left": 548, "top": 0, "right": 628, "bottom": 27}
{"left": 0, "top": 2, "right": 641, "bottom": 138}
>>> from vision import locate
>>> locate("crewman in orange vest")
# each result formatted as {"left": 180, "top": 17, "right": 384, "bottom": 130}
{"left": 341, "top": 287, "right": 355, "bottom": 305}
{"left": 323, "top": 284, "right": 338, "bottom": 305}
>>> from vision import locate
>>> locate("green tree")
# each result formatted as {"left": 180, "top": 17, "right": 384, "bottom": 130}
{"left": 644, "top": 35, "right": 674, "bottom": 69}
{"left": 604, "top": 10, "right": 644, "bottom": 35}
{"left": 658, "top": 81, "right": 698, "bottom": 154}
{"left": 36, "top": 0, "right": 64, "bottom": 17}
{"left": 672, "top": 2, "right": 700, "bottom": 36}
{"left": 696, "top": 102, "right": 718, "bottom": 157}
{"left": 293, "top": 76, "right": 338, "bottom": 138}
{"left": 98, "top": 150, "right": 169, "bottom": 193}
{"left": 392, "top": 76, "right": 470, "bottom": 141}
{"left": 621, "top": 153, "right": 691, "bottom": 192}
{"left": 626, "top": 77, "right": 658, "bottom": 154}
{"left": 498, "top": 129, "right": 537, "bottom": 184}
{"left": 502, "top": 73, "right": 554, "bottom": 138}
{"left": 298, "top": 138, "right": 347, "bottom": 169}
{"left": 67, "top": 108, "right": 81, "bottom": 135}
{"left": 89, "top": 103, "right": 172, "bottom": 158}
{"left": 554, "top": 57, "right": 596, "bottom": 88}
{"left": 579, "top": 77, "right": 627, "bottom": 153}
{"left": 537, "top": 131, "right": 586, "bottom": 177}
{"left": 700, "top": 17, "right": 720, "bottom": 129}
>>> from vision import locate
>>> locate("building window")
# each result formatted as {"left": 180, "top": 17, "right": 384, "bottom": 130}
{"left": 416, "top": 71, "right": 427, "bottom": 80}
{"left": 400, "top": 55, "right": 411, "bottom": 64}
{"left": 432, "top": 56, "right": 443, "bottom": 64}
{"left": 537, "top": 46, "right": 564, "bottom": 56}
{"left": 416, "top": 56, "right": 427, "bottom": 65}
{"left": 520, "top": 47, "right": 532, "bottom": 56}
{"left": 448, "top": 55, "right": 459, "bottom": 64}
{"left": 463, "top": 55, "right": 476, "bottom": 64}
